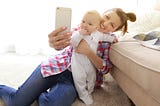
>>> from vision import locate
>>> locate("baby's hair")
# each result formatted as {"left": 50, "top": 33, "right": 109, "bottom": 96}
{"left": 104, "top": 8, "right": 136, "bottom": 35}
{"left": 84, "top": 10, "right": 102, "bottom": 25}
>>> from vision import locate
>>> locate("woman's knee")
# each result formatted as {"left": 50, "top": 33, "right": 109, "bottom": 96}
{"left": 38, "top": 83, "right": 77, "bottom": 106}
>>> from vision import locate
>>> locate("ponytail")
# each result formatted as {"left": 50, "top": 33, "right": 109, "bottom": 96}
{"left": 107, "top": 8, "right": 136, "bottom": 35}
{"left": 126, "top": 12, "right": 136, "bottom": 22}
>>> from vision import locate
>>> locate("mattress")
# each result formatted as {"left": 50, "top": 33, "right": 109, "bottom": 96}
{"left": 109, "top": 40, "right": 160, "bottom": 104}
{"left": 110, "top": 66, "right": 160, "bottom": 106}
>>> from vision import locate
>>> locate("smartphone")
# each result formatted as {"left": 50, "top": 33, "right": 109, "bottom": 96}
{"left": 55, "top": 7, "right": 72, "bottom": 33}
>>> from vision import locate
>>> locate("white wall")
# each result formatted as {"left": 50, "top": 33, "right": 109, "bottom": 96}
{"left": 0, "top": 0, "right": 138, "bottom": 54}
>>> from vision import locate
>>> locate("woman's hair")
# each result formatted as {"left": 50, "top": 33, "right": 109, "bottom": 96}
{"left": 104, "top": 8, "right": 136, "bottom": 35}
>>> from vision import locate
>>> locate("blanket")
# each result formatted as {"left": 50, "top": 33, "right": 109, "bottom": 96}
{"left": 133, "top": 31, "right": 160, "bottom": 50}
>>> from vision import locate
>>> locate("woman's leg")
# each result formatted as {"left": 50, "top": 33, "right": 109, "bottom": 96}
{"left": 0, "top": 64, "right": 61, "bottom": 106}
{"left": 38, "top": 70, "right": 77, "bottom": 106}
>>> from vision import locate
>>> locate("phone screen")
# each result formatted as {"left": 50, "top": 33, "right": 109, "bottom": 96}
{"left": 55, "top": 7, "right": 72, "bottom": 33}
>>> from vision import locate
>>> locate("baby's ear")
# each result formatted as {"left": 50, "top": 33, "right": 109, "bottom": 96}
{"left": 100, "top": 19, "right": 104, "bottom": 25}
{"left": 97, "top": 25, "right": 101, "bottom": 30}
{"left": 98, "top": 19, "right": 104, "bottom": 29}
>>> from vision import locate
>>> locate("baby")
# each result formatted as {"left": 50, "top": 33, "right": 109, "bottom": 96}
{"left": 71, "top": 10, "right": 117, "bottom": 105}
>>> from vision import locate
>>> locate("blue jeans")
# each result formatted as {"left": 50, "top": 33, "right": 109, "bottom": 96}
{"left": 0, "top": 65, "right": 77, "bottom": 106}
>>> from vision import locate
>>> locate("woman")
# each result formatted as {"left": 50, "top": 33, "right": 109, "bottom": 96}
{"left": 0, "top": 8, "right": 136, "bottom": 106}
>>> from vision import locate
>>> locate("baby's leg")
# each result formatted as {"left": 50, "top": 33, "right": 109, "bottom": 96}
{"left": 87, "top": 67, "right": 96, "bottom": 94}
{"left": 72, "top": 64, "right": 93, "bottom": 105}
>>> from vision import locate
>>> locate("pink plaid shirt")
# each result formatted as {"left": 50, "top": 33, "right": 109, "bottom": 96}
{"left": 41, "top": 26, "right": 113, "bottom": 86}
{"left": 41, "top": 41, "right": 112, "bottom": 86}
{"left": 41, "top": 46, "right": 73, "bottom": 77}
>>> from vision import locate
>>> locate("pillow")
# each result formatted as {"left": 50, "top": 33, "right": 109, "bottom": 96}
{"left": 133, "top": 31, "right": 160, "bottom": 41}
{"left": 153, "top": 0, "right": 160, "bottom": 11}
{"left": 133, "top": 31, "right": 160, "bottom": 50}
{"left": 128, "top": 10, "right": 160, "bottom": 33}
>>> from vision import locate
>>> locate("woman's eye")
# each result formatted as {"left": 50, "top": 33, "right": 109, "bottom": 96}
{"left": 105, "top": 15, "right": 109, "bottom": 19}
{"left": 111, "top": 24, "right": 114, "bottom": 28}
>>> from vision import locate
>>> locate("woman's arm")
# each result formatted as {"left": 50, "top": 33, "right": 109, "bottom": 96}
{"left": 87, "top": 51, "right": 104, "bottom": 69}
{"left": 48, "top": 27, "right": 71, "bottom": 50}
{"left": 75, "top": 39, "right": 103, "bottom": 69}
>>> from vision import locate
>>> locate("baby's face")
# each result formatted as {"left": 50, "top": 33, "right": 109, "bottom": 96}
{"left": 80, "top": 12, "right": 101, "bottom": 35}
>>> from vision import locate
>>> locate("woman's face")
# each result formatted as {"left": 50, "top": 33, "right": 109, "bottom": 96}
{"left": 99, "top": 11, "right": 121, "bottom": 33}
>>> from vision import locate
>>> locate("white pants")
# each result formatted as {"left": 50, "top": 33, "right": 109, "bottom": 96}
{"left": 71, "top": 53, "right": 96, "bottom": 105}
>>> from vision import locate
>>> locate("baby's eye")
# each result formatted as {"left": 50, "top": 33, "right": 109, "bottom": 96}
{"left": 88, "top": 23, "right": 93, "bottom": 26}
{"left": 82, "top": 20, "right": 85, "bottom": 23}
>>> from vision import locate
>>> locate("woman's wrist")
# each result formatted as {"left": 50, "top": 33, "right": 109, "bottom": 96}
{"left": 85, "top": 48, "right": 92, "bottom": 56}
{"left": 86, "top": 50, "right": 103, "bottom": 69}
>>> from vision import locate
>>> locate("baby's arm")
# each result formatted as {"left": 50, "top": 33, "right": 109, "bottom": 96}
{"left": 79, "top": 29, "right": 90, "bottom": 35}
{"left": 71, "top": 31, "right": 83, "bottom": 48}
{"left": 100, "top": 33, "right": 118, "bottom": 43}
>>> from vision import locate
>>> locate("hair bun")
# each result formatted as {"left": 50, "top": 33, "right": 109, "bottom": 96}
{"left": 126, "top": 13, "right": 136, "bottom": 22}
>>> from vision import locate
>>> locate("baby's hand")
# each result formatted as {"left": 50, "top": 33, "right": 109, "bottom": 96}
{"left": 113, "top": 37, "right": 118, "bottom": 43}
{"left": 79, "top": 29, "right": 88, "bottom": 35}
